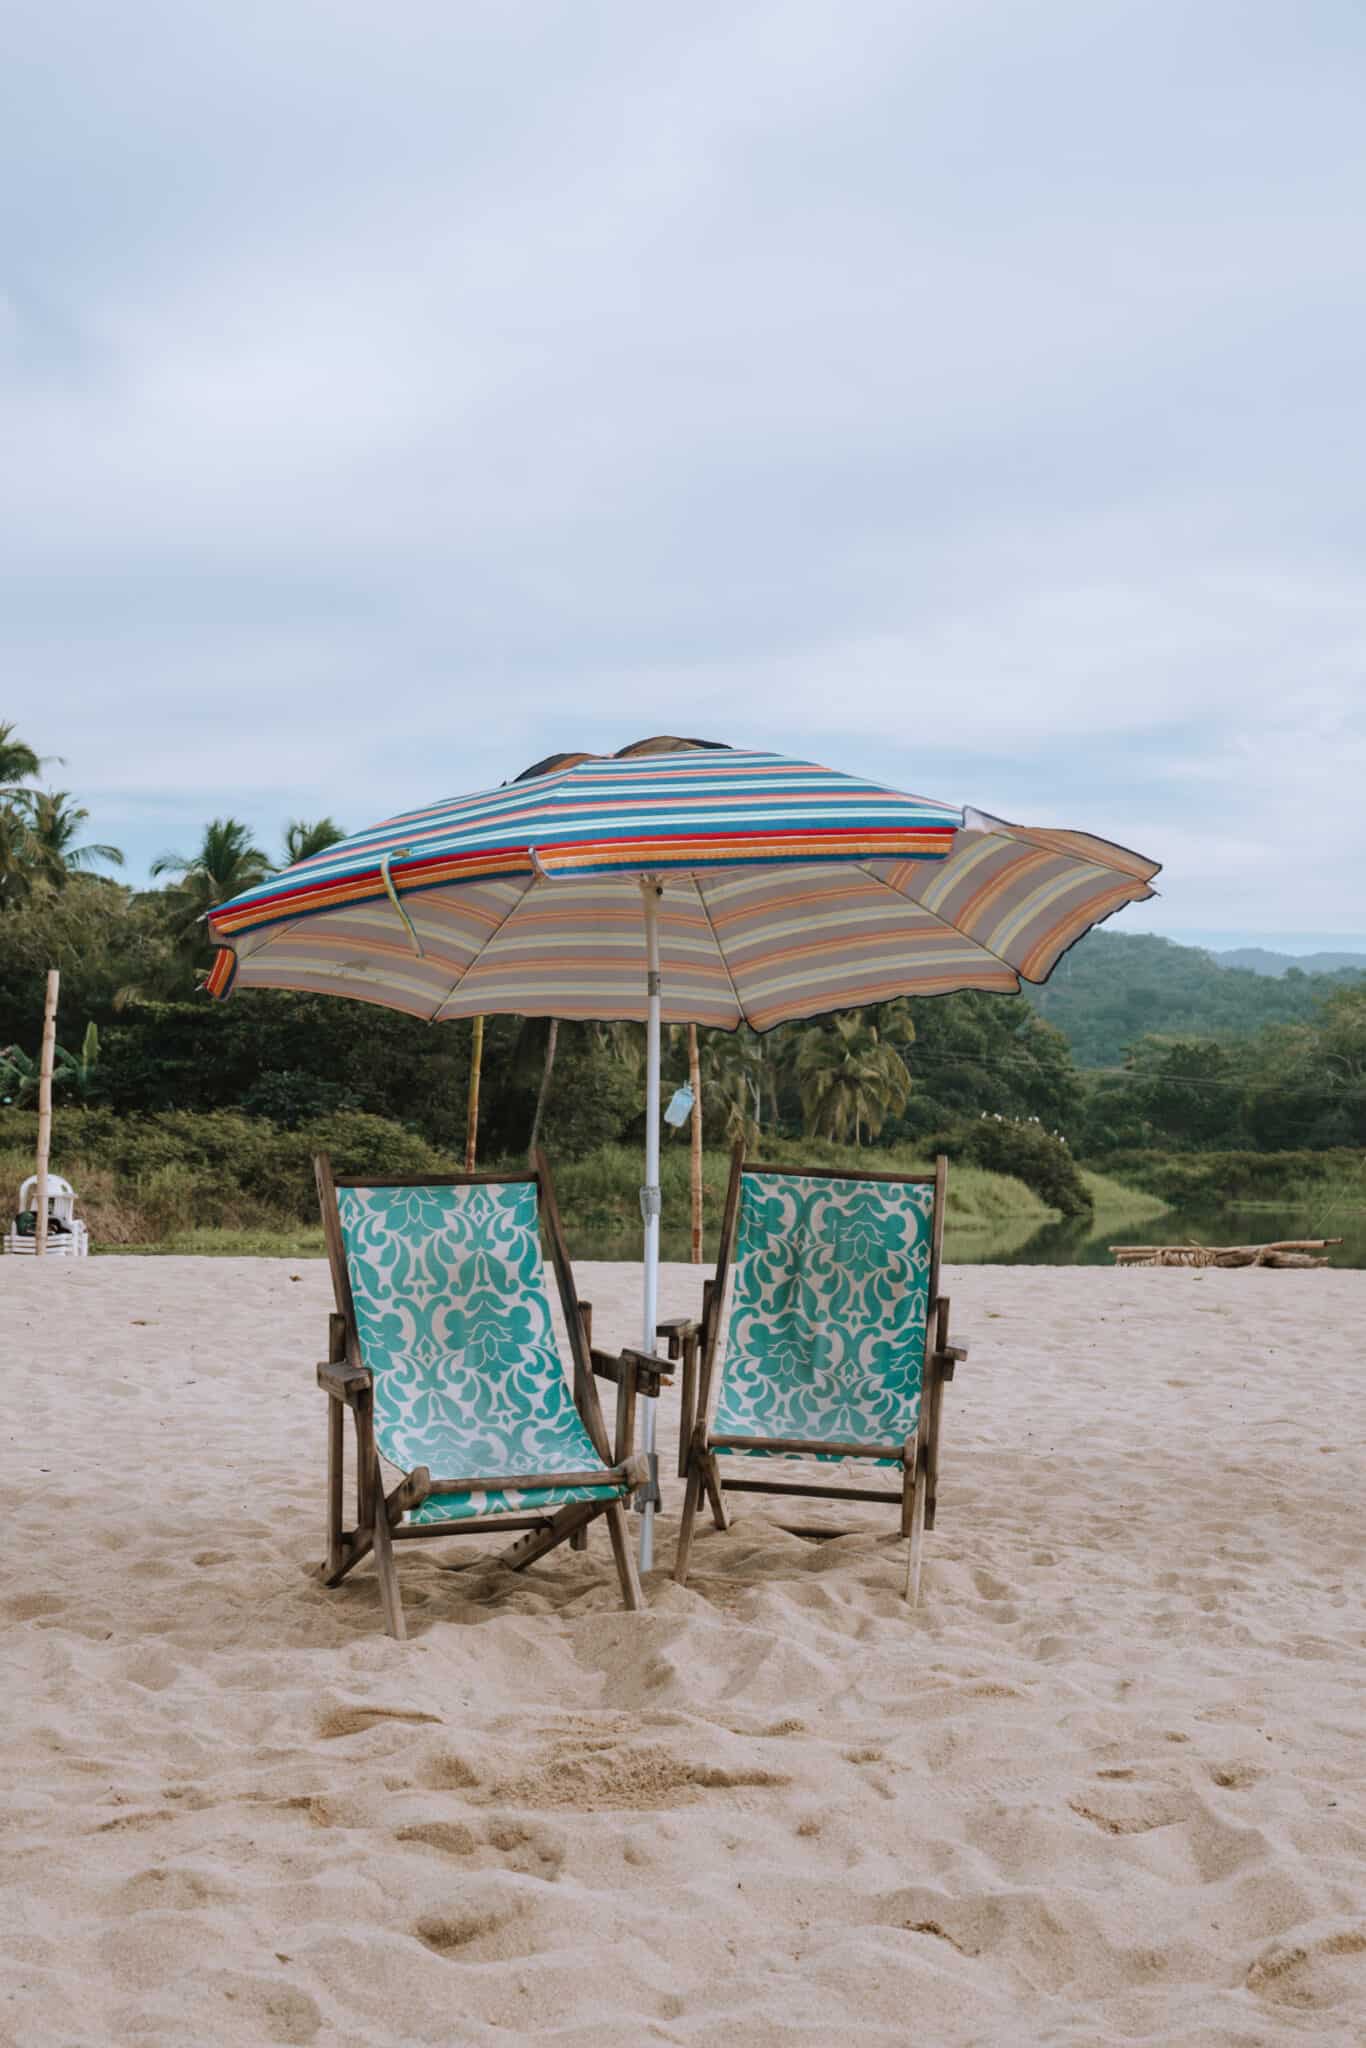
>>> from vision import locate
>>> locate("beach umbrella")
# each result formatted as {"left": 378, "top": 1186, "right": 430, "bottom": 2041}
{"left": 206, "top": 736, "right": 1159, "bottom": 1566}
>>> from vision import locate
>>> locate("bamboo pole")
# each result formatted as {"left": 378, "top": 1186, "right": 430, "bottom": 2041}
{"left": 34, "top": 968, "right": 59, "bottom": 1259}
{"left": 464, "top": 1015, "right": 484, "bottom": 1172}
{"left": 688, "top": 1022, "right": 703, "bottom": 1263}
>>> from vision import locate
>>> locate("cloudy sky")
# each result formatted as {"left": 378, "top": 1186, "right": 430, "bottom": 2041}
{"left": 4, "top": 1, "right": 1363, "bottom": 950}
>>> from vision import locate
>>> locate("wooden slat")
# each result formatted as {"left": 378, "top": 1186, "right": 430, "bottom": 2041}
{"left": 426, "top": 1466, "right": 624, "bottom": 1497}
{"left": 744, "top": 1160, "right": 938, "bottom": 1186}
{"left": 314, "top": 1154, "right": 362, "bottom": 1367}
{"left": 330, "top": 1170, "right": 537, "bottom": 1187}
{"left": 393, "top": 1514, "right": 554, "bottom": 1541}
{"left": 711, "top": 1433, "right": 903, "bottom": 1462}
{"left": 500, "top": 1499, "right": 604, "bottom": 1571}
{"left": 534, "top": 1145, "right": 615, "bottom": 1466}
{"left": 720, "top": 1478, "right": 904, "bottom": 1504}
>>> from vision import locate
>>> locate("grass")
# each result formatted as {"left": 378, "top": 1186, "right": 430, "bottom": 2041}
{"left": 548, "top": 1138, "right": 1055, "bottom": 1260}
{"left": 1, "top": 1124, "right": 1161, "bottom": 1261}
{"left": 1080, "top": 1170, "right": 1169, "bottom": 1227}
{"left": 105, "top": 1227, "right": 328, "bottom": 1258}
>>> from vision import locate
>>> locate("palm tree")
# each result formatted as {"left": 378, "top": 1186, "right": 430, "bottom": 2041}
{"left": 0, "top": 805, "right": 38, "bottom": 909}
{"left": 20, "top": 791, "right": 123, "bottom": 887}
{"left": 527, "top": 1019, "right": 560, "bottom": 1156}
{"left": 0, "top": 722, "right": 53, "bottom": 791}
{"left": 0, "top": 723, "right": 46, "bottom": 909}
{"left": 282, "top": 816, "right": 346, "bottom": 866}
{"left": 700, "top": 1028, "right": 765, "bottom": 1148}
{"left": 151, "top": 818, "right": 271, "bottom": 947}
{"left": 794, "top": 1011, "right": 912, "bottom": 1146}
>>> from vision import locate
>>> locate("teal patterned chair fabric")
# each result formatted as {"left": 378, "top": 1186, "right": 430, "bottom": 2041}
{"left": 336, "top": 1180, "right": 620, "bottom": 1524}
{"left": 711, "top": 1171, "right": 935, "bottom": 1462}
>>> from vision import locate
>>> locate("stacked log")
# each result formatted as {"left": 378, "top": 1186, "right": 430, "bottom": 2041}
{"left": 1109, "top": 1239, "right": 1343, "bottom": 1269}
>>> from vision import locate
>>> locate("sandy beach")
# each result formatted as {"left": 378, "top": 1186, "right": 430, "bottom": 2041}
{"left": 4, "top": 1256, "right": 1364, "bottom": 2046}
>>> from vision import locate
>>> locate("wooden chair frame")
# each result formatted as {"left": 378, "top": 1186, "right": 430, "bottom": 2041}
{"left": 315, "top": 1146, "right": 671, "bottom": 1638}
{"left": 674, "top": 1149, "right": 966, "bottom": 1603}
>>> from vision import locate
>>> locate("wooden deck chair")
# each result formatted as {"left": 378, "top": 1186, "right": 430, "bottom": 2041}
{"left": 315, "top": 1148, "right": 669, "bottom": 1638}
{"left": 674, "top": 1151, "right": 967, "bottom": 1604}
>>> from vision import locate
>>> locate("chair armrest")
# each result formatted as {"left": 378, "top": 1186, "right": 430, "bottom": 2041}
{"left": 590, "top": 1346, "right": 674, "bottom": 1397}
{"left": 929, "top": 1342, "right": 967, "bottom": 1381}
{"left": 317, "top": 1359, "right": 371, "bottom": 1402}
{"left": 654, "top": 1314, "right": 697, "bottom": 1357}
{"left": 618, "top": 1450, "right": 651, "bottom": 1491}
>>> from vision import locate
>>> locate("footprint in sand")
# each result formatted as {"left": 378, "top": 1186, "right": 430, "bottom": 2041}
{"left": 1246, "top": 1927, "right": 1366, "bottom": 2009}
{"left": 1068, "top": 1788, "right": 1188, "bottom": 1835}
{"left": 395, "top": 1819, "right": 479, "bottom": 1857}
{"left": 5, "top": 1593, "right": 66, "bottom": 1621}
{"left": 397, "top": 1816, "right": 566, "bottom": 1878}
{"left": 316, "top": 1704, "right": 443, "bottom": 1741}
{"left": 1208, "top": 1761, "right": 1266, "bottom": 1790}
{"left": 413, "top": 1897, "right": 527, "bottom": 1958}
{"left": 207, "top": 1973, "right": 322, "bottom": 2044}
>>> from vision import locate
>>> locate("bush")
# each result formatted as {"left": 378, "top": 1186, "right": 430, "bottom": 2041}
{"left": 240, "top": 1069, "right": 361, "bottom": 1127}
{"left": 0, "top": 1104, "right": 455, "bottom": 1245}
{"left": 1095, "top": 1148, "right": 1364, "bottom": 1206}
{"left": 945, "top": 1114, "right": 1094, "bottom": 1218}
{"left": 541, "top": 1040, "right": 642, "bottom": 1159}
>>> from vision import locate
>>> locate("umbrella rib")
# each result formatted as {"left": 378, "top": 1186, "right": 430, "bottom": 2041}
{"left": 427, "top": 879, "right": 537, "bottom": 1023}
{"left": 692, "top": 874, "right": 749, "bottom": 1033}
{"left": 853, "top": 860, "right": 1027, "bottom": 983}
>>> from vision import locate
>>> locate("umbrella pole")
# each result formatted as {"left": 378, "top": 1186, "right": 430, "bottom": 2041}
{"left": 638, "top": 877, "right": 663, "bottom": 1570}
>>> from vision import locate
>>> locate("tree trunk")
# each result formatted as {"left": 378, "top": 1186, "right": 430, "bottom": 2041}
{"left": 528, "top": 1018, "right": 559, "bottom": 1157}
{"left": 34, "top": 968, "right": 59, "bottom": 1257}
{"left": 464, "top": 1015, "right": 484, "bottom": 1172}
{"left": 688, "top": 1023, "right": 703, "bottom": 1263}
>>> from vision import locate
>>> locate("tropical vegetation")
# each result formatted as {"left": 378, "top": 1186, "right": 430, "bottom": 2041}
{"left": 1, "top": 718, "right": 1361, "bottom": 1257}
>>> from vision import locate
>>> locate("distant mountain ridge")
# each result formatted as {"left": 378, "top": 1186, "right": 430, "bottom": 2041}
{"left": 1022, "top": 932, "right": 1366, "bottom": 1069}
{"left": 1212, "top": 946, "right": 1366, "bottom": 977}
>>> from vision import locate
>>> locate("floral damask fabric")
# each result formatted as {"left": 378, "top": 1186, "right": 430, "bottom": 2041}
{"left": 336, "top": 1181, "right": 618, "bottom": 1525}
{"left": 710, "top": 1172, "right": 935, "bottom": 1464}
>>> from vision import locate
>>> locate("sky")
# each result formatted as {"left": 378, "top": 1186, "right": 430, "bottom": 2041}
{"left": 3, "top": 1, "right": 1364, "bottom": 952}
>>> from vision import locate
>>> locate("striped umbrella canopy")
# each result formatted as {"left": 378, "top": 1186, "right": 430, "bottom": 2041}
{"left": 206, "top": 736, "right": 1159, "bottom": 1025}
{"left": 208, "top": 735, "right": 1158, "bottom": 1571}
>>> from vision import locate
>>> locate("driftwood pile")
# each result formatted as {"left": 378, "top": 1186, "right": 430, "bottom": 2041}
{"left": 1110, "top": 1238, "right": 1343, "bottom": 1270}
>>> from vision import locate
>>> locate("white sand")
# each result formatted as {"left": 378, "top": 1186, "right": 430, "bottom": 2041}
{"left": 3, "top": 1256, "right": 1365, "bottom": 2047}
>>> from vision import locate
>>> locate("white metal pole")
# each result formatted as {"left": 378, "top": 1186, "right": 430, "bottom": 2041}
{"left": 638, "top": 877, "right": 663, "bottom": 1569}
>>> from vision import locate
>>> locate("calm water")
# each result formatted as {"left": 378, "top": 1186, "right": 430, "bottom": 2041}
{"left": 573, "top": 1204, "right": 1366, "bottom": 1269}
{"left": 949, "top": 1203, "right": 1366, "bottom": 1269}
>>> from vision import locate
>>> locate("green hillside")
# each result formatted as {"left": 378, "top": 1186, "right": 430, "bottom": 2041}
{"left": 1024, "top": 933, "right": 1366, "bottom": 1068}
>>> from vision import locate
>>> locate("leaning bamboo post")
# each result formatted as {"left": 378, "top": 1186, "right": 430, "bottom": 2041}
{"left": 464, "top": 1015, "right": 484, "bottom": 1172}
{"left": 34, "top": 968, "right": 59, "bottom": 1259}
{"left": 688, "top": 1022, "right": 703, "bottom": 1263}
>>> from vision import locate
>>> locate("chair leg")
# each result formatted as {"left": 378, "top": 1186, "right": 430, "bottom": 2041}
{"left": 322, "top": 1528, "right": 373, "bottom": 1587}
{"left": 925, "top": 1372, "right": 946, "bottom": 1532}
{"left": 570, "top": 1523, "right": 589, "bottom": 1552}
{"left": 369, "top": 1474, "right": 406, "bottom": 1640}
{"left": 325, "top": 1397, "right": 345, "bottom": 1579}
{"left": 905, "top": 1445, "right": 928, "bottom": 1607}
{"left": 673, "top": 1466, "right": 703, "bottom": 1584}
{"left": 703, "top": 1454, "right": 729, "bottom": 1531}
{"left": 605, "top": 1499, "right": 644, "bottom": 1611}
